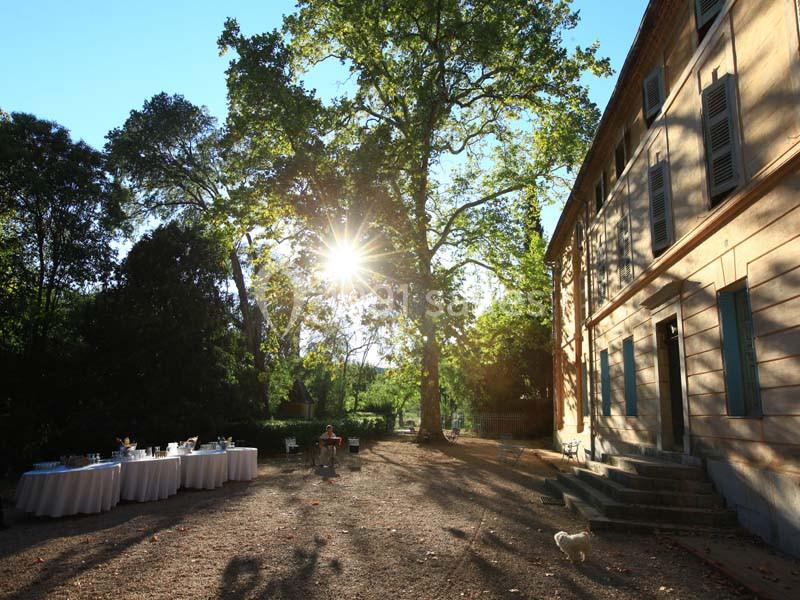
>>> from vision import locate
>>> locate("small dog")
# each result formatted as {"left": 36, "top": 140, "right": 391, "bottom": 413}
{"left": 554, "top": 530, "right": 591, "bottom": 562}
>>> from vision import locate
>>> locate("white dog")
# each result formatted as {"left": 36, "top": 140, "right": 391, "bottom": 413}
{"left": 554, "top": 530, "right": 591, "bottom": 562}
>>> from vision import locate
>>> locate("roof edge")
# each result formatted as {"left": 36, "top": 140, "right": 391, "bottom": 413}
{"left": 545, "top": 0, "right": 659, "bottom": 263}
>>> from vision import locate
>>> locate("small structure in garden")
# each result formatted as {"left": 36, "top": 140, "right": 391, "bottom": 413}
{"left": 277, "top": 379, "right": 316, "bottom": 420}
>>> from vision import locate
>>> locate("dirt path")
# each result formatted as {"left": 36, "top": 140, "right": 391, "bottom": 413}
{"left": 0, "top": 437, "right": 748, "bottom": 599}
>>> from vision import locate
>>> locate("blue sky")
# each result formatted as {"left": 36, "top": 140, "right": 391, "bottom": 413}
{"left": 0, "top": 0, "right": 648, "bottom": 237}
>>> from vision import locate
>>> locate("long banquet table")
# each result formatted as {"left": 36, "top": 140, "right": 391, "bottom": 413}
{"left": 225, "top": 447, "right": 258, "bottom": 481}
{"left": 120, "top": 455, "right": 181, "bottom": 502}
{"left": 179, "top": 450, "right": 227, "bottom": 489}
{"left": 15, "top": 462, "right": 121, "bottom": 517}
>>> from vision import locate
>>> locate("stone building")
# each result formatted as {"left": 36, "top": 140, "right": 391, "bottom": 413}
{"left": 545, "top": 0, "right": 800, "bottom": 555}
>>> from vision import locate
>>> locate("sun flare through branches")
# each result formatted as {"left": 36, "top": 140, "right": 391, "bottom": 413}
{"left": 323, "top": 240, "right": 364, "bottom": 284}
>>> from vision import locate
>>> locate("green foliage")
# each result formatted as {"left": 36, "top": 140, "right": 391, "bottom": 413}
{"left": 227, "top": 414, "right": 387, "bottom": 454}
{"left": 222, "top": 0, "right": 609, "bottom": 435}
{"left": 0, "top": 112, "right": 128, "bottom": 353}
{"left": 78, "top": 222, "right": 248, "bottom": 442}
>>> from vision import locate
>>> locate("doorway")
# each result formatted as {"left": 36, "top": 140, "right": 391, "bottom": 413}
{"left": 657, "top": 317, "right": 685, "bottom": 451}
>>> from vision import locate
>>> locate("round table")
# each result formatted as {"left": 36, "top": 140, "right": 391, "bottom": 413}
{"left": 15, "top": 462, "right": 121, "bottom": 517}
{"left": 225, "top": 447, "right": 258, "bottom": 481}
{"left": 119, "top": 456, "right": 181, "bottom": 502}
{"left": 180, "top": 450, "right": 227, "bottom": 489}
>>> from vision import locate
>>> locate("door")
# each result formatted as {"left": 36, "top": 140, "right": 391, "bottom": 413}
{"left": 657, "top": 317, "right": 685, "bottom": 450}
{"left": 666, "top": 320, "right": 684, "bottom": 448}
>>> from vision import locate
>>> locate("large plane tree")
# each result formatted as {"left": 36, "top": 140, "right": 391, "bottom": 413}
{"left": 221, "top": 0, "right": 609, "bottom": 438}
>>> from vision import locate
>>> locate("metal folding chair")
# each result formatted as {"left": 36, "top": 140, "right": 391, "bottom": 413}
{"left": 561, "top": 440, "right": 581, "bottom": 462}
{"left": 348, "top": 437, "right": 361, "bottom": 468}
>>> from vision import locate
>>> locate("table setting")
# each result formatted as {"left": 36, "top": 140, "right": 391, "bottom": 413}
{"left": 118, "top": 454, "right": 181, "bottom": 502}
{"left": 180, "top": 448, "right": 228, "bottom": 490}
{"left": 15, "top": 433, "right": 259, "bottom": 517}
{"left": 15, "top": 461, "right": 122, "bottom": 518}
{"left": 225, "top": 446, "right": 258, "bottom": 481}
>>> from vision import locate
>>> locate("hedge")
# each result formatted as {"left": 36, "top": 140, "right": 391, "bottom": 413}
{"left": 225, "top": 413, "right": 387, "bottom": 454}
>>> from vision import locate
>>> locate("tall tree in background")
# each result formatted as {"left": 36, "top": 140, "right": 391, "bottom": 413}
{"left": 83, "top": 222, "right": 242, "bottom": 443}
{"left": 0, "top": 113, "right": 127, "bottom": 470}
{"left": 105, "top": 93, "right": 288, "bottom": 417}
{"left": 0, "top": 113, "right": 126, "bottom": 355}
{"left": 274, "top": 0, "right": 609, "bottom": 438}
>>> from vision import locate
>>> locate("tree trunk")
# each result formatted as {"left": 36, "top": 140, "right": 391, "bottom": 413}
{"left": 418, "top": 312, "right": 444, "bottom": 440}
{"left": 229, "top": 249, "right": 270, "bottom": 418}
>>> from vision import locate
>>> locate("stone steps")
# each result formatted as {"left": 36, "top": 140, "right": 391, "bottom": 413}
{"left": 586, "top": 460, "right": 714, "bottom": 493}
{"left": 544, "top": 479, "right": 730, "bottom": 534}
{"left": 603, "top": 454, "right": 706, "bottom": 480}
{"left": 573, "top": 467, "right": 724, "bottom": 508}
{"left": 545, "top": 452, "right": 738, "bottom": 533}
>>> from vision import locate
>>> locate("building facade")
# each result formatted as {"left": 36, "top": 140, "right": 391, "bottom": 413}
{"left": 546, "top": 0, "right": 800, "bottom": 556}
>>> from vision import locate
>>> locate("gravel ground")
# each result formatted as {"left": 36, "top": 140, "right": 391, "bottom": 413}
{"left": 0, "top": 436, "right": 749, "bottom": 600}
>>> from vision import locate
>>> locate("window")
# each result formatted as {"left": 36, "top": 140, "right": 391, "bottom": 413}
{"left": 642, "top": 66, "right": 665, "bottom": 125}
{"left": 623, "top": 337, "right": 638, "bottom": 416}
{"left": 701, "top": 74, "right": 740, "bottom": 205}
{"left": 582, "top": 360, "right": 590, "bottom": 417}
{"left": 616, "top": 214, "right": 633, "bottom": 287}
{"left": 718, "top": 283, "right": 761, "bottom": 417}
{"left": 594, "top": 174, "right": 606, "bottom": 214}
{"left": 696, "top": 0, "right": 723, "bottom": 37}
{"left": 615, "top": 137, "right": 627, "bottom": 179}
{"left": 600, "top": 350, "right": 611, "bottom": 416}
{"left": 648, "top": 160, "right": 673, "bottom": 254}
{"left": 595, "top": 238, "right": 607, "bottom": 305}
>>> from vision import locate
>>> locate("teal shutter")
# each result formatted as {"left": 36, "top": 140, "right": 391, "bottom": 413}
{"left": 623, "top": 337, "right": 638, "bottom": 416}
{"left": 648, "top": 160, "right": 673, "bottom": 253}
{"left": 616, "top": 215, "right": 633, "bottom": 286}
{"left": 596, "top": 238, "right": 607, "bottom": 305}
{"left": 735, "top": 290, "right": 761, "bottom": 416}
{"left": 642, "top": 66, "right": 666, "bottom": 121}
{"left": 582, "top": 360, "right": 589, "bottom": 417}
{"left": 601, "top": 350, "right": 611, "bottom": 416}
{"left": 696, "top": 0, "right": 723, "bottom": 30}
{"left": 702, "top": 75, "right": 740, "bottom": 201}
{"left": 719, "top": 290, "right": 746, "bottom": 416}
{"left": 719, "top": 287, "right": 762, "bottom": 416}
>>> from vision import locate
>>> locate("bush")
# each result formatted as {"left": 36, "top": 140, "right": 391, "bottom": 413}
{"left": 226, "top": 413, "right": 387, "bottom": 454}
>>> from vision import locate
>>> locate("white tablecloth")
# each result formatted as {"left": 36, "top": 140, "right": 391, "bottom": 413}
{"left": 180, "top": 451, "right": 227, "bottom": 489}
{"left": 226, "top": 447, "right": 258, "bottom": 481}
{"left": 120, "top": 456, "right": 180, "bottom": 502}
{"left": 15, "top": 462, "right": 121, "bottom": 517}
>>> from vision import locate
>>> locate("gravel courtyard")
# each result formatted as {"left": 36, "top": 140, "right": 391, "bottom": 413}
{"left": 0, "top": 437, "right": 748, "bottom": 600}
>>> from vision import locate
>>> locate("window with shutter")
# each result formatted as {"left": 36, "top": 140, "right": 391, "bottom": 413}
{"left": 702, "top": 74, "right": 740, "bottom": 204}
{"left": 600, "top": 350, "right": 611, "bottom": 416}
{"left": 642, "top": 66, "right": 665, "bottom": 123}
{"left": 594, "top": 176, "right": 606, "bottom": 213}
{"left": 615, "top": 136, "right": 627, "bottom": 178}
{"left": 623, "top": 337, "right": 638, "bottom": 417}
{"left": 616, "top": 214, "right": 633, "bottom": 287}
{"left": 696, "top": 0, "right": 723, "bottom": 32}
{"left": 718, "top": 284, "right": 762, "bottom": 417}
{"left": 595, "top": 238, "right": 607, "bottom": 305}
{"left": 648, "top": 160, "right": 673, "bottom": 254}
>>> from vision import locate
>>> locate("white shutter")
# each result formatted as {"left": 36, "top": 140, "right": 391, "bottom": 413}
{"left": 648, "top": 160, "right": 673, "bottom": 252}
{"left": 696, "top": 0, "right": 723, "bottom": 30}
{"left": 616, "top": 216, "right": 633, "bottom": 286}
{"left": 702, "top": 74, "right": 740, "bottom": 200}
{"left": 642, "top": 66, "right": 665, "bottom": 121}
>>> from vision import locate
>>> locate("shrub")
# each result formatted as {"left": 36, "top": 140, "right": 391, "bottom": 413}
{"left": 225, "top": 413, "right": 387, "bottom": 454}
